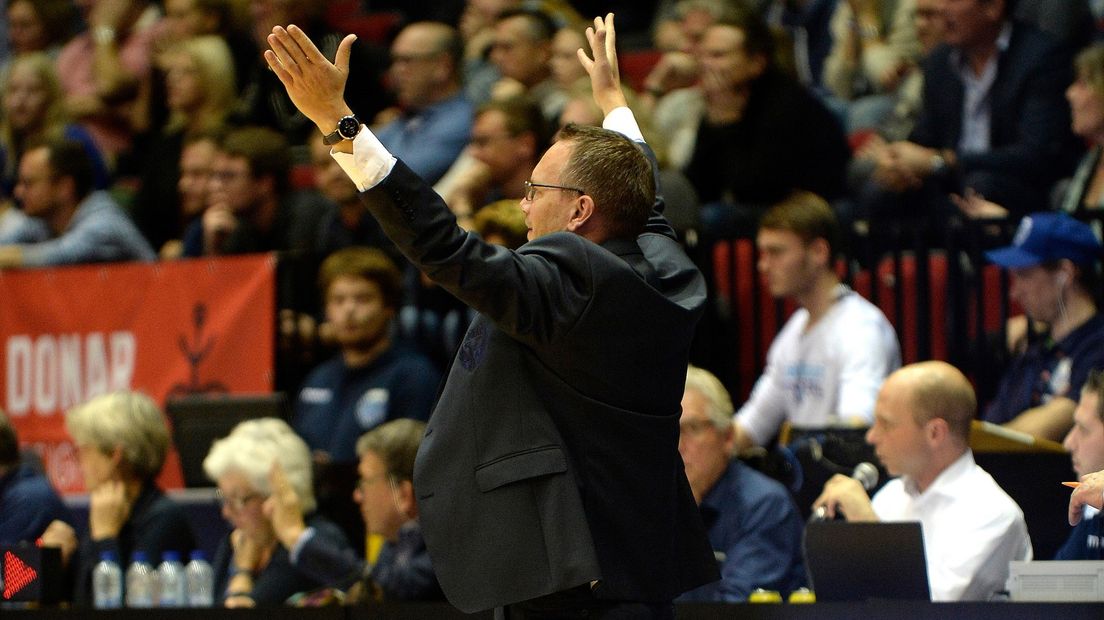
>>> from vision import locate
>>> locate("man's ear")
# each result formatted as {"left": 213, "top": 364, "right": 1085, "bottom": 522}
{"left": 808, "top": 237, "right": 831, "bottom": 268}
{"left": 565, "top": 194, "right": 595, "bottom": 232}
{"left": 397, "top": 479, "right": 417, "bottom": 518}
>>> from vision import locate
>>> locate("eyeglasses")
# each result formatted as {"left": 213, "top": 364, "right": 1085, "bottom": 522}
{"left": 216, "top": 489, "right": 263, "bottom": 511}
{"left": 523, "top": 181, "right": 585, "bottom": 202}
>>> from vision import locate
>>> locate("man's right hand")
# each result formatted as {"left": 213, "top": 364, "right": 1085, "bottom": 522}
{"left": 1070, "top": 470, "right": 1104, "bottom": 525}
{"left": 812, "top": 473, "right": 879, "bottom": 521}
{"left": 264, "top": 25, "right": 356, "bottom": 138}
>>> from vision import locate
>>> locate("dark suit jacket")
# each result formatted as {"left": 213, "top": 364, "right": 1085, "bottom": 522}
{"left": 357, "top": 144, "right": 718, "bottom": 612}
{"left": 911, "top": 21, "right": 1081, "bottom": 215}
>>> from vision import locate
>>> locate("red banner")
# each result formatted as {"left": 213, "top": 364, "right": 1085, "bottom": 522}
{"left": 0, "top": 255, "right": 275, "bottom": 493}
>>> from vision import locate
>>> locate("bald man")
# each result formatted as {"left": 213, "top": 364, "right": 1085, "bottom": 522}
{"left": 375, "top": 22, "right": 473, "bottom": 184}
{"left": 813, "top": 361, "right": 1031, "bottom": 601}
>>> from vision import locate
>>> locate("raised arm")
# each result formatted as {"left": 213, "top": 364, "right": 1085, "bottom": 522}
{"left": 264, "top": 25, "right": 357, "bottom": 153}
{"left": 578, "top": 14, "right": 674, "bottom": 238}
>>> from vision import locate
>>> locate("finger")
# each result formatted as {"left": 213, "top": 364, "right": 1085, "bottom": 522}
{"left": 605, "top": 13, "right": 618, "bottom": 69}
{"left": 334, "top": 34, "right": 357, "bottom": 72}
{"left": 267, "top": 27, "right": 301, "bottom": 70}
{"left": 576, "top": 48, "right": 594, "bottom": 73}
{"left": 283, "top": 25, "right": 320, "bottom": 66}
{"left": 263, "top": 48, "right": 293, "bottom": 84}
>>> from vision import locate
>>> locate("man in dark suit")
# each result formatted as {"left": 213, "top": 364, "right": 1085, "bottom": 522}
{"left": 265, "top": 13, "right": 718, "bottom": 619}
{"left": 864, "top": 0, "right": 1081, "bottom": 221}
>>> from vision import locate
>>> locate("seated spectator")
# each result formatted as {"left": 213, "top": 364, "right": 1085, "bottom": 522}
{"left": 859, "top": 0, "right": 1081, "bottom": 224}
{"left": 686, "top": 10, "right": 851, "bottom": 239}
{"left": 677, "top": 366, "right": 805, "bottom": 602}
{"left": 644, "top": 0, "right": 733, "bottom": 171}
{"left": 0, "top": 52, "right": 109, "bottom": 196}
{"left": 294, "top": 248, "right": 440, "bottom": 466}
{"left": 954, "top": 43, "right": 1104, "bottom": 219}
{"left": 188, "top": 126, "right": 333, "bottom": 257}
{"left": 373, "top": 22, "right": 473, "bottom": 186}
{"left": 269, "top": 419, "right": 443, "bottom": 602}
{"left": 131, "top": 35, "right": 235, "bottom": 252}
{"left": 203, "top": 417, "right": 350, "bottom": 607}
{"left": 490, "top": 8, "right": 567, "bottom": 121}
{"left": 162, "top": 129, "right": 223, "bottom": 258}
{"left": 56, "top": 0, "right": 163, "bottom": 165}
{"left": 813, "top": 361, "right": 1032, "bottom": 601}
{"left": 846, "top": 0, "right": 946, "bottom": 210}
{"left": 2, "top": 0, "right": 76, "bottom": 70}
{"left": 41, "top": 391, "right": 196, "bottom": 606}
{"left": 294, "top": 248, "right": 440, "bottom": 544}
{"left": 156, "top": 0, "right": 253, "bottom": 100}
{"left": 982, "top": 212, "right": 1104, "bottom": 441}
{"left": 308, "top": 132, "right": 397, "bottom": 261}
{"left": 0, "top": 407, "right": 71, "bottom": 546}
{"left": 734, "top": 191, "right": 900, "bottom": 452}
{"left": 822, "top": 0, "right": 920, "bottom": 131}
{"left": 437, "top": 96, "right": 551, "bottom": 224}
{"left": 1056, "top": 368, "right": 1104, "bottom": 559}
{"left": 0, "top": 138, "right": 155, "bottom": 268}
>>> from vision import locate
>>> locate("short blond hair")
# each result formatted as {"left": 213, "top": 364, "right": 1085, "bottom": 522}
{"left": 203, "top": 417, "right": 316, "bottom": 513}
{"left": 65, "top": 391, "right": 170, "bottom": 482}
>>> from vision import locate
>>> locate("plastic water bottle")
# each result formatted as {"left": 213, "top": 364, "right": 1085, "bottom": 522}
{"left": 125, "top": 551, "right": 157, "bottom": 608}
{"left": 157, "top": 551, "right": 187, "bottom": 607}
{"left": 92, "top": 550, "right": 123, "bottom": 609}
{"left": 184, "top": 550, "right": 215, "bottom": 607}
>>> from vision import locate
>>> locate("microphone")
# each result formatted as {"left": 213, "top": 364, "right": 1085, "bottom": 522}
{"left": 811, "top": 462, "right": 879, "bottom": 521}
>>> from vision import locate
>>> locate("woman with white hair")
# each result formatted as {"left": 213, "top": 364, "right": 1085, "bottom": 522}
{"left": 204, "top": 417, "right": 349, "bottom": 607}
{"left": 48, "top": 390, "right": 195, "bottom": 606}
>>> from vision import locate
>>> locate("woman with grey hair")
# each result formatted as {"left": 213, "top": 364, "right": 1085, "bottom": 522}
{"left": 204, "top": 417, "right": 349, "bottom": 607}
{"left": 46, "top": 390, "right": 195, "bottom": 606}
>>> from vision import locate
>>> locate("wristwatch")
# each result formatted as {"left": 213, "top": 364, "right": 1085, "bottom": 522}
{"left": 323, "top": 115, "right": 361, "bottom": 145}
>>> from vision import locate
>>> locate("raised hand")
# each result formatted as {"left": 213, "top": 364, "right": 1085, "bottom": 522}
{"left": 577, "top": 13, "right": 627, "bottom": 115}
{"left": 264, "top": 25, "right": 355, "bottom": 136}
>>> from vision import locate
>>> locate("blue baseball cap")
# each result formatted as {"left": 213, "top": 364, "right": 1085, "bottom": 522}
{"left": 985, "top": 212, "right": 1102, "bottom": 268}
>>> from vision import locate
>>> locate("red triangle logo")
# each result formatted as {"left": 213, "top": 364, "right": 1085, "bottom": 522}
{"left": 3, "top": 551, "right": 38, "bottom": 599}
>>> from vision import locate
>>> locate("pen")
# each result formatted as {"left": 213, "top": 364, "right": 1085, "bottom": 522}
{"left": 1062, "top": 481, "right": 1081, "bottom": 489}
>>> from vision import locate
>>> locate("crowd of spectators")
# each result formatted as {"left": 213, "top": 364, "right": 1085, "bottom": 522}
{"left": 4, "top": 0, "right": 1104, "bottom": 609}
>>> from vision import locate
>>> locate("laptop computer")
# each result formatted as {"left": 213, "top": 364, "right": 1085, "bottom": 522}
{"left": 804, "top": 520, "right": 931, "bottom": 602}
{"left": 166, "top": 393, "right": 289, "bottom": 488}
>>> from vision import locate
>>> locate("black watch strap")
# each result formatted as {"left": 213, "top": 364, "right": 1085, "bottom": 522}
{"left": 323, "top": 115, "right": 360, "bottom": 145}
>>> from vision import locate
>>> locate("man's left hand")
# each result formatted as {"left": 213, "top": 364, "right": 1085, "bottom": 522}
{"left": 264, "top": 25, "right": 356, "bottom": 137}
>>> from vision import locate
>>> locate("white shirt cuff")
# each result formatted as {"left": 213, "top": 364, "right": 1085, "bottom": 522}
{"left": 330, "top": 125, "right": 398, "bottom": 191}
{"left": 602, "top": 107, "right": 645, "bottom": 143}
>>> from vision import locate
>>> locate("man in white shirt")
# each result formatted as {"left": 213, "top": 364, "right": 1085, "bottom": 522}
{"left": 814, "top": 361, "right": 1032, "bottom": 601}
{"left": 733, "top": 191, "right": 900, "bottom": 452}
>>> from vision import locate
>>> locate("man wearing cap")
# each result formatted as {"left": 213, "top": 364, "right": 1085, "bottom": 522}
{"left": 983, "top": 212, "right": 1104, "bottom": 442}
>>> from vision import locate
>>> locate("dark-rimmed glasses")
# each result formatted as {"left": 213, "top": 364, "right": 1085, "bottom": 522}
{"left": 524, "top": 181, "right": 585, "bottom": 202}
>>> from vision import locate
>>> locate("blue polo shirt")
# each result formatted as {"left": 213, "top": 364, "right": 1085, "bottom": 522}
{"left": 984, "top": 314, "right": 1104, "bottom": 424}
{"left": 293, "top": 345, "right": 441, "bottom": 463}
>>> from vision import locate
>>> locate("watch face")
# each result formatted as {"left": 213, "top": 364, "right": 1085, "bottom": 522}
{"left": 338, "top": 116, "right": 360, "bottom": 140}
